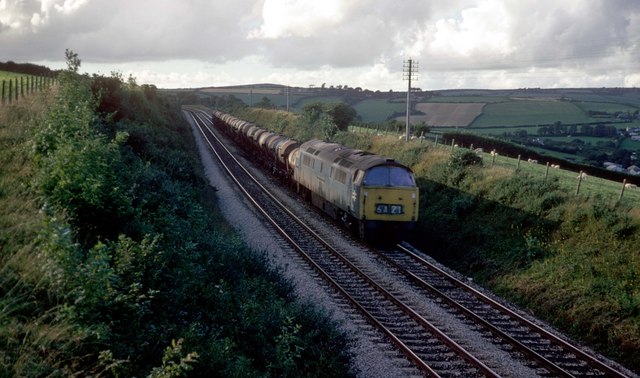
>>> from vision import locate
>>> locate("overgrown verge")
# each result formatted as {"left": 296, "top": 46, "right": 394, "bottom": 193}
{"left": 359, "top": 139, "right": 640, "bottom": 373}
{"left": 231, "top": 106, "right": 640, "bottom": 373}
{"left": 0, "top": 54, "right": 351, "bottom": 376}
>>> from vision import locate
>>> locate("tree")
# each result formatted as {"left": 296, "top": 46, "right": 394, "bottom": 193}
{"left": 255, "top": 96, "right": 274, "bottom": 109}
{"left": 65, "top": 49, "right": 81, "bottom": 72}
{"left": 413, "top": 122, "right": 431, "bottom": 137}
{"left": 581, "top": 124, "right": 594, "bottom": 136}
{"left": 301, "top": 102, "right": 325, "bottom": 123}
{"left": 327, "top": 102, "right": 357, "bottom": 131}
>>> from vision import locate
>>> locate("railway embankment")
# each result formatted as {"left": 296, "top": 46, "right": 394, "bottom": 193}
{"left": 0, "top": 60, "right": 352, "bottom": 376}
{"left": 236, "top": 105, "right": 640, "bottom": 374}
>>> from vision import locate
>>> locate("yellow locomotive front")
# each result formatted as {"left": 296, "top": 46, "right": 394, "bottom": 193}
{"left": 293, "top": 139, "right": 419, "bottom": 241}
{"left": 352, "top": 164, "right": 419, "bottom": 239}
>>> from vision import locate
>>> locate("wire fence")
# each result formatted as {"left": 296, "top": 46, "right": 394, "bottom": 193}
{"left": 352, "top": 126, "right": 640, "bottom": 205}
{"left": 1, "top": 75, "right": 56, "bottom": 106}
{"left": 438, "top": 136, "right": 640, "bottom": 205}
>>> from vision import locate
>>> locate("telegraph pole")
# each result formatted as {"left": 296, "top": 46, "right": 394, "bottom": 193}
{"left": 403, "top": 58, "right": 419, "bottom": 142}
{"left": 286, "top": 86, "right": 290, "bottom": 112}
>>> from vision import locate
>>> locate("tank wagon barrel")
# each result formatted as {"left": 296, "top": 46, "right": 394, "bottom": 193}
{"left": 211, "top": 111, "right": 419, "bottom": 241}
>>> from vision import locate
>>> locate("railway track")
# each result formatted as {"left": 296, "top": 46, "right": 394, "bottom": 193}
{"left": 184, "top": 108, "right": 633, "bottom": 377}
{"left": 374, "top": 244, "right": 630, "bottom": 377}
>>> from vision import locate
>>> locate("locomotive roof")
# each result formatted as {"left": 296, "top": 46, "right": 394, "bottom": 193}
{"left": 300, "top": 139, "right": 405, "bottom": 171}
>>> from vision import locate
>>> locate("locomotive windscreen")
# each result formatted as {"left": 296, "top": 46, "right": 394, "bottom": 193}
{"left": 363, "top": 166, "right": 415, "bottom": 187}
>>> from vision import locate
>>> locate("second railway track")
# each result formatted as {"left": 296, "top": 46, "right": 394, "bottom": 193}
{"left": 184, "top": 108, "right": 634, "bottom": 378}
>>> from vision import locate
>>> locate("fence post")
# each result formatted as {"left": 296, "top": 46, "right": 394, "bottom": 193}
{"left": 1, "top": 80, "right": 4, "bottom": 105}
{"left": 20, "top": 77, "right": 24, "bottom": 98}
{"left": 576, "top": 170, "right": 583, "bottom": 195}
{"left": 517, "top": 154, "right": 521, "bottom": 170}
{"left": 450, "top": 139, "right": 455, "bottom": 153}
{"left": 14, "top": 78, "right": 18, "bottom": 102}
{"left": 545, "top": 162, "right": 550, "bottom": 180}
{"left": 8, "top": 79, "right": 12, "bottom": 105}
{"left": 619, "top": 179, "right": 627, "bottom": 201}
{"left": 434, "top": 135, "right": 438, "bottom": 146}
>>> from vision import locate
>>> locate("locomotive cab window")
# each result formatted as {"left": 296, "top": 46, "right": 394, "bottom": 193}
{"left": 363, "top": 166, "right": 415, "bottom": 186}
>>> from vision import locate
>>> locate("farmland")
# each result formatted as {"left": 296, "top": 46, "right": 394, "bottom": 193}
{"left": 353, "top": 99, "right": 406, "bottom": 123}
{"left": 412, "top": 102, "right": 484, "bottom": 127}
{"left": 469, "top": 99, "right": 594, "bottom": 127}
{"left": 0, "top": 70, "right": 23, "bottom": 82}
{"left": 187, "top": 85, "right": 640, "bottom": 174}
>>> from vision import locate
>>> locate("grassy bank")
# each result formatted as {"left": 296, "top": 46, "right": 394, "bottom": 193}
{"left": 235, "top": 106, "right": 640, "bottom": 374}
{"left": 0, "top": 59, "right": 351, "bottom": 376}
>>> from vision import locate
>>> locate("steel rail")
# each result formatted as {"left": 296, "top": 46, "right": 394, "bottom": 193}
{"left": 396, "top": 243, "right": 630, "bottom": 378}
{"left": 185, "top": 110, "right": 442, "bottom": 376}
{"left": 185, "top": 109, "right": 500, "bottom": 377}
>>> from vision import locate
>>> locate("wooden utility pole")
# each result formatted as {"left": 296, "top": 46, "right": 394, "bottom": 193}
{"left": 403, "top": 59, "right": 419, "bottom": 142}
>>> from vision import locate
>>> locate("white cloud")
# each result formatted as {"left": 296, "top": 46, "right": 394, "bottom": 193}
{"left": 429, "top": 0, "right": 513, "bottom": 58}
{"left": 249, "top": 0, "right": 347, "bottom": 39}
{"left": 1, "top": 0, "right": 639, "bottom": 90}
{"left": 624, "top": 73, "right": 640, "bottom": 88}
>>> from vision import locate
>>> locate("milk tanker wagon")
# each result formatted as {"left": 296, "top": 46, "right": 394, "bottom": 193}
{"left": 212, "top": 111, "right": 419, "bottom": 241}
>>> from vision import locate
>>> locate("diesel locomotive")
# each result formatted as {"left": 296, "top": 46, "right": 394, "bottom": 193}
{"left": 212, "top": 110, "right": 419, "bottom": 240}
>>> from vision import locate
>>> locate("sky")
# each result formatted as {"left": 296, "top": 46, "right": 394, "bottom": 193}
{"left": 1, "top": 0, "right": 639, "bottom": 91}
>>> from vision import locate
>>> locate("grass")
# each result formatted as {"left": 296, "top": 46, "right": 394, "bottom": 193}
{"left": 434, "top": 125, "right": 538, "bottom": 135}
{"left": 353, "top": 99, "right": 406, "bottom": 123}
{"left": 563, "top": 91, "right": 640, "bottom": 106}
{"left": 292, "top": 95, "right": 344, "bottom": 111}
{"left": 351, "top": 126, "right": 640, "bottom": 205}
{"left": 0, "top": 91, "right": 84, "bottom": 376}
{"left": 482, "top": 151, "right": 640, "bottom": 205}
{"left": 0, "top": 95, "right": 45, "bottom": 254}
{"left": 620, "top": 139, "right": 640, "bottom": 150}
{"left": 470, "top": 100, "right": 595, "bottom": 127}
{"left": 0, "top": 70, "right": 25, "bottom": 82}
{"left": 427, "top": 95, "right": 508, "bottom": 103}
{"left": 234, "top": 107, "right": 640, "bottom": 372}
{"left": 574, "top": 101, "right": 639, "bottom": 113}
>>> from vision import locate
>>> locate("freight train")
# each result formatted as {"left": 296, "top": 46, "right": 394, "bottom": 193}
{"left": 211, "top": 110, "right": 419, "bottom": 240}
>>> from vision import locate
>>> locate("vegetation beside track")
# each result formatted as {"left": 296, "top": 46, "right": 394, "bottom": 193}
{"left": 232, "top": 105, "right": 640, "bottom": 374}
{"left": 0, "top": 54, "right": 351, "bottom": 376}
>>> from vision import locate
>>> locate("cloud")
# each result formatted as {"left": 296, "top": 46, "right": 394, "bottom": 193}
{"left": 0, "top": 0, "right": 638, "bottom": 89}
{"left": 0, "top": 0, "right": 261, "bottom": 62}
{"left": 249, "top": 0, "right": 348, "bottom": 39}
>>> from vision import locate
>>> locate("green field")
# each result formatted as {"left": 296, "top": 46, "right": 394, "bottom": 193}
{"left": 404, "top": 137, "right": 640, "bottom": 204}
{"left": 620, "top": 138, "right": 640, "bottom": 150}
{"left": 574, "top": 101, "right": 639, "bottom": 113}
{"left": 470, "top": 100, "right": 595, "bottom": 127}
{"left": 199, "top": 91, "right": 306, "bottom": 110}
{"left": 560, "top": 91, "right": 640, "bottom": 105}
{"left": 0, "top": 70, "right": 24, "bottom": 82}
{"left": 428, "top": 95, "right": 508, "bottom": 103}
{"left": 483, "top": 150, "right": 640, "bottom": 204}
{"left": 292, "top": 95, "right": 344, "bottom": 111}
{"left": 353, "top": 99, "right": 407, "bottom": 123}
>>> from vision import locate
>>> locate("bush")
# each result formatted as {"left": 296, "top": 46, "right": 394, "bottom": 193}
{"left": 3, "top": 55, "right": 353, "bottom": 376}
